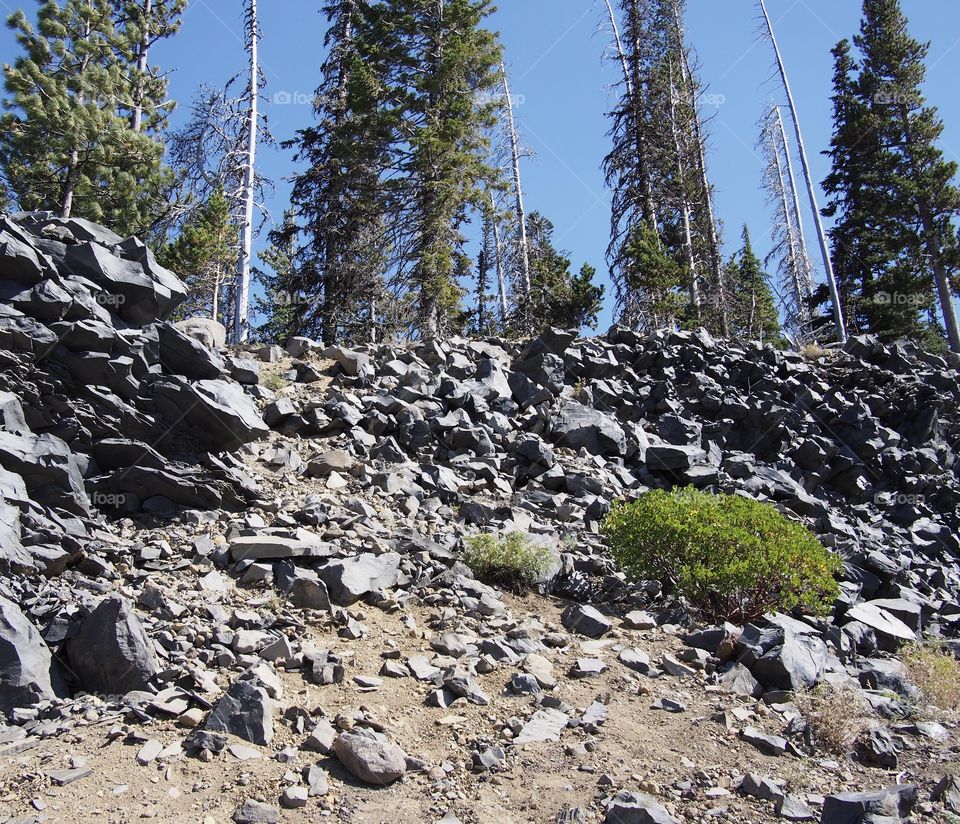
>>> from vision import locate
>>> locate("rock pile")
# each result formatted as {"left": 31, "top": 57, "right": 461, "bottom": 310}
{"left": 0, "top": 212, "right": 266, "bottom": 576}
{"left": 2, "top": 214, "right": 960, "bottom": 821}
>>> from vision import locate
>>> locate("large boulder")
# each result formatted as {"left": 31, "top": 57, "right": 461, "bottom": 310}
{"left": 156, "top": 322, "right": 225, "bottom": 379}
{"left": 174, "top": 317, "right": 227, "bottom": 350}
{"left": 317, "top": 552, "right": 403, "bottom": 606}
{"left": 65, "top": 596, "right": 160, "bottom": 695}
{"left": 0, "top": 596, "right": 65, "bottom": 715}
{"left": 152, "top": 376, "right": 268, "bottom": 450}
{"left": 552, "top": 402, "right": 626, "bottom": 457}
{"left": 0, "top": 431, "right": 91, "bottom": 517}
{"left": 333, "top": 731, "right": 407, "bottom": 786}
{"left": 749, "top": 631, "right": 829, "bottom": 691}
{"left": 64, "top": 241, "right": 185, "bottom": 324}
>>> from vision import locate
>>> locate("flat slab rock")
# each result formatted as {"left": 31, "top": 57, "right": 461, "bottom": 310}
{"left": 603, "top": 791, "right": 680, "bottom": 824}
{"left": 513, "top": 708, "right": 570, "bottom": 745}
{"left": 560, "top": 604, "right": 612, "bottom": 638}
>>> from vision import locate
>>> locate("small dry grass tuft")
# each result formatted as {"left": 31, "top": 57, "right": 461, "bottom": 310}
{"left": 796, "top": 685, "right": 871, "bottom": 756}
{"left": 901, "top": 642, "right": 960, "bottom": 711}
{"left": 799, "top": 342, "right": 829, "bottom": 360}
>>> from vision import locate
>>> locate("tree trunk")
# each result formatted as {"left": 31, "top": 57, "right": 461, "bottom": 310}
{"left": 901, "top": 114, "right": 960, "bottom": 351}
{"left": 606, "top": 0, "right": 658, "bottom": 236}
{"left": 672, "top": 0, "right": 725, "bottom": 333}
{"left": 767, "top": 111, "right": 806, "bottom": 325}
{"left": 489, "top": 191, "right": 508, "bottom": 325}
{"left": 759, "top": 0, "right": 846, "bottom": 343}
{"left": 667, "top": 58, "right": 699, "bottom": 314}
{"left": 212, "top": 261, "right": 221, "bottom": 324}
{"left": 131, "top": 0, "right": 152, "bottom": 132}
{"left": 233, "top": 0, "right": 258, "bottom": 344}
{"left": 774, "top": 105, "right": 813, "bottom": 303}
{"left": 320, "top": 0, "right": 356, "bottom": 346}
{"left": 62, "top": 9, "right": 95, "bottom": 218}
{"left": 501, "top": 64, "right": 531, "bottom": 309}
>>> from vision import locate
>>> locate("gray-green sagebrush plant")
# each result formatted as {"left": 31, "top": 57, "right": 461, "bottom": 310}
{"left": 461, "top": 532, "right": 553, "bottom": 592}
{"left": 601, "top": 487, "right": 841, "bottom": 624}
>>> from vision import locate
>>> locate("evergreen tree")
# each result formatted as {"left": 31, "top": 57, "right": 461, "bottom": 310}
{"left": 727, "top": 226, "right": 783, "bottom": 345}
{"left": 384, "top": 0, "right": 503, "bottom": 337}
{"left": 111, "top": 0, "right": 184, "bottom": 133}
{"left": 522, "top": 212, "right": 603, "bottom": 333}
{"left": 823, "top": 0, "right": 960, "bottom": 348}
{"left": 602, "top": 0, "right": 723, "bottom": 334}
{"left": 160, "top": 187, "right": 236, "bottom": 323}
{"left": 285, "top": 0, "right": 393, "bottom": 344}
{"left": 254, "top": 211, "right": 304, "bottom": 345}
{"left": 0, "top": 0, "right": 174, "bottom": 235}
{"left": 619, "top": 220, "right": 685, "bottom": 331}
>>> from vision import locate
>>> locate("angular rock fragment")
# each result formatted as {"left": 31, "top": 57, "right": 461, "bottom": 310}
{"left": 65, "top": 595, "right": 159, "bottom": 694}
{"left": 333, "top": 730, "right": 407, "bottom": 786}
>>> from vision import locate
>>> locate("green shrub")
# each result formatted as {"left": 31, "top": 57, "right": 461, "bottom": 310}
{"left": 263, "top": 372, "right": 286, "bottom": 392}
{"left": 601, "top": 487, "right": 841, "bottom": 624}
{"left": 461, "top": 532, "right": 554, "bottom": 591}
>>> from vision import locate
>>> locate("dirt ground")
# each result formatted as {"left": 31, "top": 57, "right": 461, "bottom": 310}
{"left": 2, "top": 591, "right": 956, "bottom": 824}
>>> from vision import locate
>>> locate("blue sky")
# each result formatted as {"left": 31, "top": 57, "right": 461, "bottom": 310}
{"left": 2, "top": 1, "right": 960, "bottom": 330}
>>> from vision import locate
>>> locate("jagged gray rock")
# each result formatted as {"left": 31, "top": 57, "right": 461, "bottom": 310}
{"left": 205, "top": 677, "right": 275, "bottom": 746}
{"left": 65, "top": 595, "right": 159, "bottom": 694}
{"left": 0, "top": 596, "right": 65, "bottom": 714}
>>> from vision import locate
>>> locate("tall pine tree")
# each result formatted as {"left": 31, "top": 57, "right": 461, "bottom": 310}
{"left": 727, "top": 225, "right": 783, "bottom": 345}
{"left": 384, "top": 0, "right": 503, "bottom": 338}
{"left": 523, "top": 212, "right": 603, "bottom": 333}
{"left": 823, "top": 0, "right": 960, "bottom": 349}
{"left": 285, "top": 0, "right": 393, "bottom": 345}
{"left": 603, "top": 0, "right": 723, "bottom": 334}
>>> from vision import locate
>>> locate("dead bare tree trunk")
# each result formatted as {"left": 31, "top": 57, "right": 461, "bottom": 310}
{"left": 501, "top": 64, "right": 531, "bottom": 307}
{"left": 605, "top": 0, "right": 659, "bottom": 236}
{"left": 768, "top": 115, "right": 804, "bottom": 318}
{"left": 774, "top": 106, "right": 813, "bottom": 302}
{"left": 233, "top": 0, "right": 259, "bottom": 344}
{"left": 668, "top": 58, "right": 699, "bottom": 314}
{"left": 671, "top": 0, "right": 725, "bottom": 333}
{"left": 759, "top": 0, "right": 846, "bottom": 343}
{"left": 488, "top": 190, "right": 509, "bottom": 325}
{"left": 131, "top": 0, "right": 152, "bottom": 132}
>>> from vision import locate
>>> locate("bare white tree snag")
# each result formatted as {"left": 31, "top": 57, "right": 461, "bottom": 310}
{"left": 501, "top": 63, "right": 531, "bottom": 308}
{"left": 759, "top": 0, "right": 846, "bottom": 343}
{"left": 488, "top": 190, "right": 509, "bottom": 325}
{"left": 233, "top": 0, "right": 259, "bottom": 344}
{"left": 604, "top": 0, "right": 632, "bottom": 97}
{"left": 671, "top": 0, "right": 725, "bottom": 332}
{"left": 760, "top": 104, "right": 814, "bottom": 340}
{"left": 774, "top": 105, "right": 813, "bottom": 302}
{"left": 131, "top": 0, "right": 152, "bottom": 132}
{"left": 667, "top": 57, "right": 699, "bottom": 312}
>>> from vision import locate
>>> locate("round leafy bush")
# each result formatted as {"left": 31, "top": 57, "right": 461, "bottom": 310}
{"left": 601, "top": 487, "right": 841, "bottom": 624}
{"left": 461, "top": 532, "right": 554, "bottom": 591}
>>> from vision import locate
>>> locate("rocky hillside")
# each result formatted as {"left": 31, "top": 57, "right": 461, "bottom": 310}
{"left": 1, "top": 214, "right": 959, "bottom": 823}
